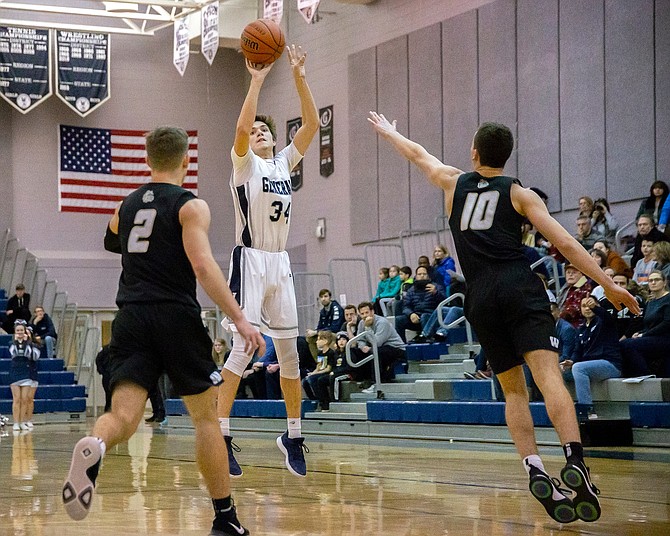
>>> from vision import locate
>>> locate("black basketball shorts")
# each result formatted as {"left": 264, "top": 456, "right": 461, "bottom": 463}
{"left": 108, "top": 302, "right": 220, "bottom": 397}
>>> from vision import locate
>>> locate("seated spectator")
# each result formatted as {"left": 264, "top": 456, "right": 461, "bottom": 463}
{"left": 521, "top": 218, "right": 535, "bottom": 247}
{"left": 306, "top": 289, "right": 343, "bottom": 358}
{"left": 395, "top": 266, "right": 446, "bottom": 342}
{"left": 590, "top": 198, "right": 619, "bottom": 243}
{"left": 297, "top": 335, "right": 316, "bottom": 378}
{"left": 373, "top": 265, "right": 401, "bottom": 315}
{"left": 418, "top": 255, "right": 443, "bottom": 286}
{"left": 302, "top": 331, "right": 335, "bottom": 407}
{"left": 560, "top": 298, "right": 621, "bottom": 420}
{"left": 620, "top": 270, "right": 670, "bottom": 378}
{"left": 413, "top": 304, "right": 464, "bottom": 344}
{"left": 590, "top": 248, "right": 608, "bottom": 271}
{"left": 237, "top": 341, "right": 273, "bottom": 400}
{"left": 211, "top": 338, "right": 229, "bottom": 369}
{"left": 633, "top": 239, "right": 657, "bottom": 284}
{"left": 353, "top": 301, "right": 406, "bottom": 389}
{"left": 2, "top": 284, "right": 32, "bottom": 334}
{"left": 596, "top": 273, "right": 645, "bottom": 339}
{"left": 342, "top": 304, "right": 361, "bottom": 339}
{"left": 630, "top": 214, "right": 666, "bottom": 267}
{"left": 574, "top": 214, "right": 604, "bottom": 250}
{"left": 638, "top": 180, "right": 669, "bottom": 223}
{"left": 250, "top": 335, "right": 283, "bottom": 400}
{"left": 432, "top": 245, "right": 456, "bottom": 292}
{"left": 557, "top": 264, "right": 593, "bottom": 327}
{"left": 592, "top": 240, "right": 632, "bottom": 278}
{"left": 314, "top": 331, "right": 355, "bottom": 411}
{"left": 523, "top": 245, "right": 550, "bottom": 280}
{"left": 578, "top": 196, "right": 595, "bottom": 218}
{"left": 393, "top": 266, "right": 414, "bottom": 315}
{"left": 30, "top": 305, "right": 58, "bottom": 358}
{"left": 652, "top": 241, "right": 670, "bottom": 280}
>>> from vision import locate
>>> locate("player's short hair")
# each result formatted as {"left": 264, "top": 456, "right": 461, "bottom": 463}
{"left": 474, "top": 122, "right": 514, "bottom": 168}
{"left": 318, "top": 289, "right": 332, "bottom": 298}
{"left": 145, "top": 127, "right": 189, "bottom": 171}
{"left": 255, "top": 114, "right": 277, "bottom": 142}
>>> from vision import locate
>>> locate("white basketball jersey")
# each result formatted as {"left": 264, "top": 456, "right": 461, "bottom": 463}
{"left": 230, "top": 143, "right": 302, "bottom": 252}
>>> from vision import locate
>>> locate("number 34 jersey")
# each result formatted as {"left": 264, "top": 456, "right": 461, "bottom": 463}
{"left": 448, "top": 172, "right": 528, "bottom": 283}
{"left": 230, "top": 143, "right": 303, "bottom": 253}
{"left": 116, "top": 183, "right": 198, "bottom": 308}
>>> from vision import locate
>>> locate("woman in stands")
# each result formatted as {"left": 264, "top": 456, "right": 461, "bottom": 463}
{"left": 432, "top": 245, "right": 457, "bottom": 292}
{"left": 9, "top": 320, "right": 40, "bottom": 431}
{"left": 620, "top": 270, "right": 670, "bottom": 378}
{"left": 560, "top": 298, "right": 621, "bottom": 420}
{"left": 639, "top": 180, "right": 669, "bottom": 223}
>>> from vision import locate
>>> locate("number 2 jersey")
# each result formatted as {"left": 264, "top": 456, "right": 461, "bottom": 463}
{"left": 115, "top": 183, "right": 198, "bottom": 308}
{"left": 230, "top": 143, "right": 303, "bottom": 253}
{"left": 448, "top": 172, "right": 529, "bottom": 283}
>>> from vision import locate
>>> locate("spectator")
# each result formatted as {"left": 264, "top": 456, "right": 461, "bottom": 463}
{"left": 302, "top": 331, "right": 335, "bottom": 406}
{"left": 211, "top": 338, "right": 230, "bottom": 369}
{"left": 652, "top": 241, "right": 670, "bottom": 280}
{"left": 597, "top": 273, "right": 645, "bottom": 339}
{"left": 557, "top": 264, "right": 593, "bottom": 327}
{"left": 590, "top": 198, "right": 619, "bottom": 243}
{"left": 395, "top": 266, "right": 446, "bottom": 342}
{"left": 305, "top": 289, "right": 343, "bottom": 358}
{"left": 432, "top": 245, "right": 457, "bottom": 291}
{"left": 521, "top": 219, "right": 536, "bottom": 247}
{"left": 589, "top": 249, "right": 608, "bottom": 270}
{"left": 353, "top": 301, "right": 406, "bottom": 389}
{"left": 620, "top": 270, "right": 670, "bottom": 378}
{"left": 418, "top": 255, "right": 442, "bottom": 286}
{"left": 560, "top": 298, "right": 622, "bottom": 420}
{"left": 30, "top": 305, "right": 58, "bottom": 359}
{"left": 317, "top": 331, "right": 357, "bottom": 409}
{"left": 592, "top": 240, "right": 631, "bottom": 278}
{"left": 638, "top": 180, "right": 669, "bottom": 223}
{"left": 2, "top": 284, "right": 32, "bottom": 334}
{"left": 415, "top": 303, "right": 464, "bottom": 343}
{"left": 9, "top": 320, "right": 40, "bottom": 431}
{"left": 633, "top": 239, "right": 657, "bottom": 284}
{"left": 578, "top": 196, "right": 595, "bottom": 219}
{"left": 393, "top": 266, "right": 414, "bottom": 315}
{"left": 574, "top": 214, "right": 604, "bottom": 250}
{"left": 551, "top": 302, "right": 578, "bottom": 364}
{"left": 373, "top": 265, "right": 401, "bottom": 315}
{"left": 342, "top": 304, "right": 361, "bottom": 339}
{"left": 630, "top": 214, "right": 666, "bottom": 267}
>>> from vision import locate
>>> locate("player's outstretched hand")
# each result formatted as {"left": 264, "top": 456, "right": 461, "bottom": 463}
{"left": 246, "top": 59, "right": 273, "bottom": 79}
{"left": 236, "top": 319, "right": 266, "bottom": 356}
{"left": 367, "top": 111, "right": 397, "bottom": 137}
{"left": 287, "top": 44, "right": 307, "bottom": 77}
{"left": 604, "top": 284, "right": 642, "bottom": 315}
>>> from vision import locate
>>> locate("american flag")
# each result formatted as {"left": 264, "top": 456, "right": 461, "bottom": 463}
{"left": 58, "top": 125, "right": 198, "bottom": 215}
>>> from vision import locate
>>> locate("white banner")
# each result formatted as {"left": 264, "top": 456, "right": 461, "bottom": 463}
{"left": 263, "top": 0, "right": 283, "bottom": 22}
{"left": 201, "top": 3, "right": 218, "bottom": 66}
{"left": 173, "top": 19, "right": 189, "bottom": 76}
{"left": 297, "top": 0, "right": 319, "bottom": 24}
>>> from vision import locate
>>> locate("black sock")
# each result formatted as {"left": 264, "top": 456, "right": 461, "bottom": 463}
{"left": 212, "top": 496, "right": 232, "bottom": 516}
{"left": 563, "top": 442, "right": 584, "bottom": 464}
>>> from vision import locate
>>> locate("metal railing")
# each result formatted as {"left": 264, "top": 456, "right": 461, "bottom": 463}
{"left": 345, "top": 330, "right": 383, "bottom": 399}
{"left": 615, "top": 219, "right": 637, "bottom": 254}
{"left": 436, "top": 293, "right": 475, "bottom": 353}
{"left": 530, "top": 255, "right": 562, "bottom": 296}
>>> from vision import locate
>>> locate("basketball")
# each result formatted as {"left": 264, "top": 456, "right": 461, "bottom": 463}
{"left": 240, "top": 19, "right": 285, "bottom": 65}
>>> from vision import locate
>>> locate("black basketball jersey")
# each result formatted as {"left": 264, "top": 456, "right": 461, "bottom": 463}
{"left": 115, "top": 183, "right": 198, "bottom": 308}
{"left": 448, "top": 172, "right": 528, "bottom": 282}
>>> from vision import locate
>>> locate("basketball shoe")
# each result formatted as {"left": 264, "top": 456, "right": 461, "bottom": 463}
{"left": 210, "top": 500, "right": 249, "bottom": 535}
{"left": 561, "top": 460, "right": 601, "bottom": 522}
{"left": 528, "top": 464, "right": 577, "bottom": 523}
{"left": 224, "top": 436, "right": 243, "bottom": 478}
{"left": 62, "top": 437, "right": 102, "bottom": 521}
{"left": 276, "top": 431, "right": 308, "bottom": 477}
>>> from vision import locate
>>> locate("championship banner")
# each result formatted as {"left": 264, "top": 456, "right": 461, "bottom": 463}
{"left": 263, "top": 0, "right": 283, "bottom": 22}
{"left": 297, "top": 0, "right": 319, "bottom": 24}
{"left": 201, "top": 3, "right": 219, "bottom": 66}
{"left": 173, "top": 19, "right": 189, "bottom": 76}
{"left": 58, "top": 125, "right": 198, "bottom": 214}
{"left": 287, "top": 117, "right": 303, "bottom": 191}
{"left": 319, "top": 105, "right": 334, "bottom": 177}
{"left": 0, "top": 26, "right": 51, "bottom": 114}
{"left": 56, "top": 31, "right": 110, "bottom": 117}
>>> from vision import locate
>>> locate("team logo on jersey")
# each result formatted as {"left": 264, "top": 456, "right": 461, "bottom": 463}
{"left": 142, "top": 190, "right": 155, "bottom": 203}
{"left": 549, "top": 336, "right": 559, "bottom": 349}
{"left": 477, "top": 180, "right": 489, "bottom": 189}
{"left": 210, "top": 370, "right": 223, "bottom": 385}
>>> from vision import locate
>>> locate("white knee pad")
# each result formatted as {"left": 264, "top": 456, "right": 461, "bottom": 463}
{"left": 274, "top": 338, "right": 300, "bottom": 380}
{"left": 222, "top": 332, "right": 253, "bottom": 377}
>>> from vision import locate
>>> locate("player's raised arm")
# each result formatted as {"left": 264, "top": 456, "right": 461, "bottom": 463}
{"left": 368, "top": 111, "right": 463, "bottom": 190}
{"left": 233, "top": 60, "right": 274, "bottom": 158}
{"left": 287, "top": 45, "right": 319, "bottom": 155}
{"left": 513, "top": 185, "right": 641, "bottom": 315}
{"left": 180, "top": 198, "right": 265, "bottom": 356}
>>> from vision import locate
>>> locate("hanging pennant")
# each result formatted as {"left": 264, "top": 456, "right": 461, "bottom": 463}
{"left": 56, "top": 31, "right": 110, "bottom": 117}
{"left": 173, "top": 18, "right": 190, "bottom": 76}
{"left": 0, "top": 26, "right": 51, "bottom": 114}
{"left": 287, "top": 117, "right": 303, "bottom": 191}
{"left": 201, "top": 3, "right": 219, "bottom": 66}
{"left": 263, "top": 0, "right": 284, "bottom": 23}
{"left": 319, "top": 105, "right": 334, "bottom": 177}
{"left": 297, "top": 0, "right": 319, "bottom": 24}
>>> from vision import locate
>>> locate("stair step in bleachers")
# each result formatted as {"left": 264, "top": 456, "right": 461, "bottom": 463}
{"left": 166, "top": 398, "right": 317, "bottom": 418}
{"left": 405, "top": 342, "right": 450, "bottom": 361}
{"left": 629, "top": 402, "right": 670, "bottom": 428}
{"left": 395, "top": 362, "right": 476, "bottom": 382}
{"left": 0, "top": 357, "right": 67, "bottom": 372}
{"left": 304, "top": 402, "right": 368, "bottom": 420}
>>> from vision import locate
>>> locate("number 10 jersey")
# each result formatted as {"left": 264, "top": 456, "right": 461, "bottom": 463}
{"left": 230, "top": 143, "right": 303, "bottom": 253}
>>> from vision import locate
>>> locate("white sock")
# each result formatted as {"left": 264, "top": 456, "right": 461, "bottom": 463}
{"left": 94, "top": 437, "right": 107, "bottom": 458}
{"left": 218, "top": 417, "right": 230, "bottom": 437}
{"left": 287, "top": 418, "right": 301, "bottom": 439}
{"left": 523, "top": 455, "right": 544, "bottom": 475}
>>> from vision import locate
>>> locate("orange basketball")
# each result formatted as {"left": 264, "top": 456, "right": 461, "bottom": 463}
{"left": 240, "top": 19, "right": 285, "bottom": 65}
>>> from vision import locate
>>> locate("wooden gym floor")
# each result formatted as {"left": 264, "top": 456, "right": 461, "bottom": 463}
{"left": 0, "top": 420, "right": 668, "bottom": 535}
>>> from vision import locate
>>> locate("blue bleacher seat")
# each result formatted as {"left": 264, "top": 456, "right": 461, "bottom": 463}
{"left": 0, "top": 334, "right": 12, "bottom": 346}
{"left": 405, "top": 342, "right": 449, "bottom": 361}
{"left": 451, "top": 379, "right": 494, "bottom": 401}
{"left": 629, "top": 402, "right": 670, "bottom": 428}
{"left": 166, "top": 398, "right": 318, "bottom": 418}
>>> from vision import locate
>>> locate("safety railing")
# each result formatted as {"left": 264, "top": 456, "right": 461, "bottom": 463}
{"left": 530, "top": 255, "right": 562, "bottom": 296}
{"left": 615, "top": 219, "right": 637, "bottom": 255}
{"left": 436, "top": 293, "right": 475, "bottom": 353}
{"left": 345, "top": 330, "right": 384, "bottom": 399}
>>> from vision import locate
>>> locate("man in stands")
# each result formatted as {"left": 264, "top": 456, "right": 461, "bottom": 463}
{"left": 394, "top": 266, "right": 446, "bottom": 342}
{"left": 306, "top": 289, "right": 343, "bottom": 357}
